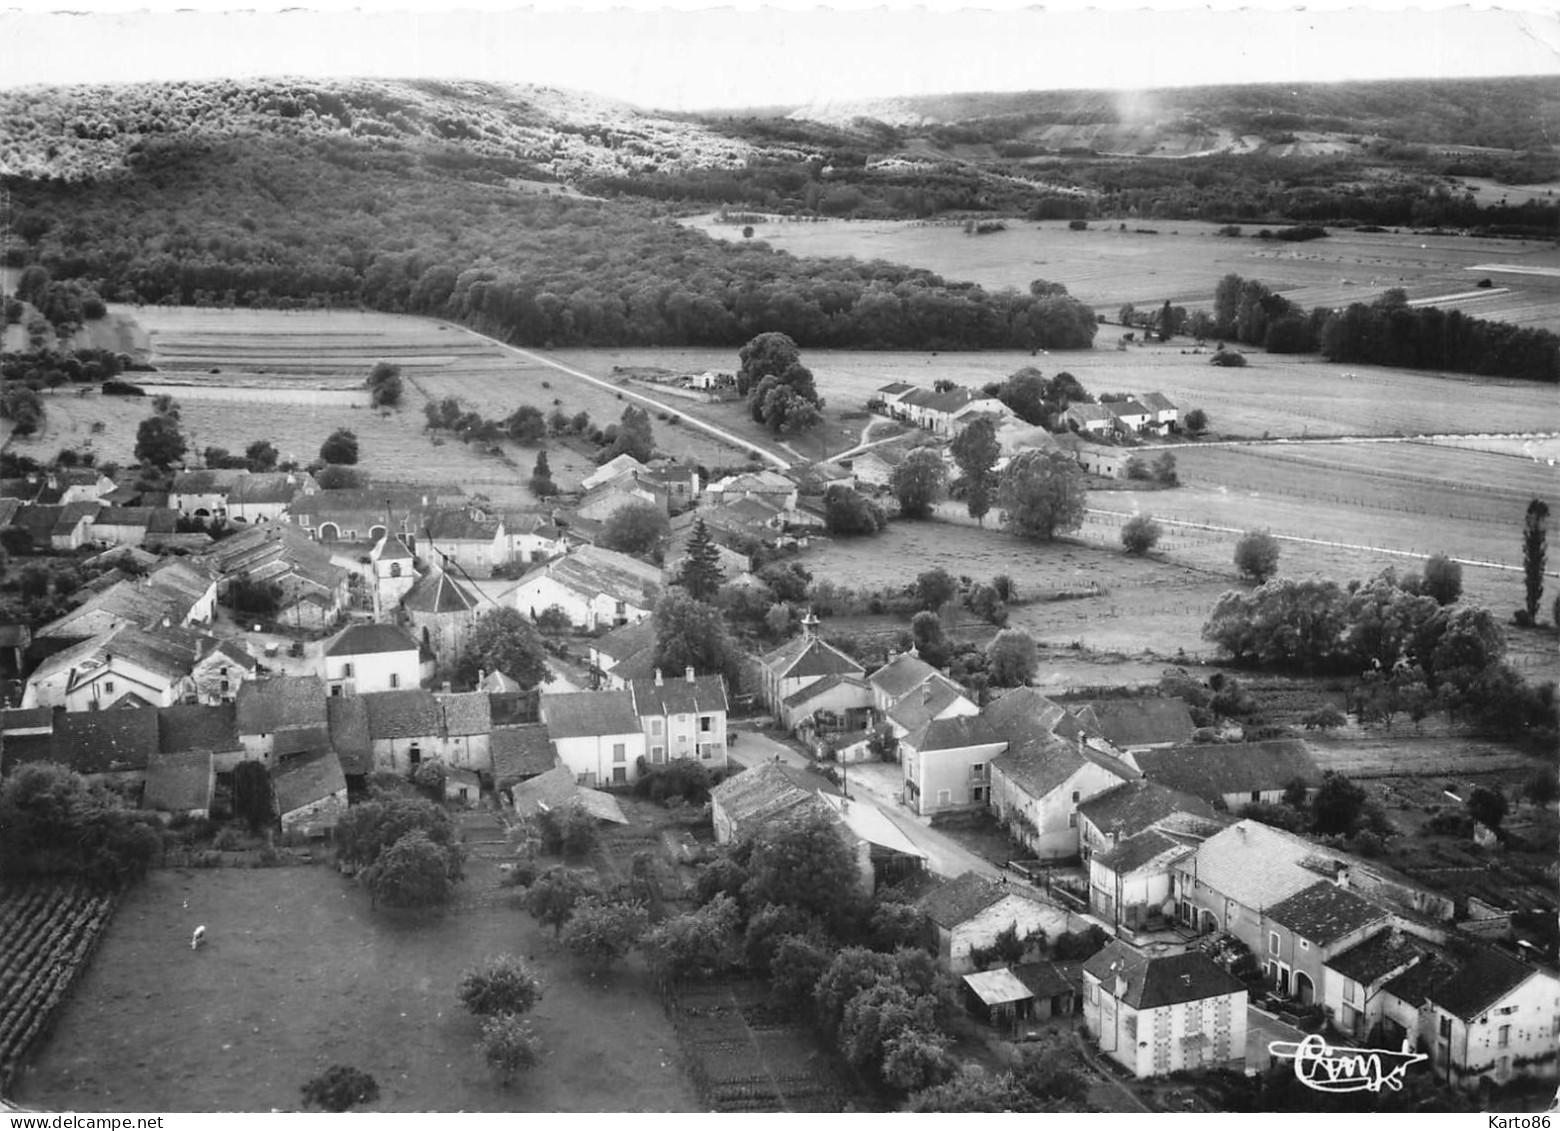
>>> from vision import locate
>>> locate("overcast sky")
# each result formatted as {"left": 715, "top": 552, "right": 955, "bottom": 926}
{"left": 1, "top": 3, "right": 1557, "bottom": 111}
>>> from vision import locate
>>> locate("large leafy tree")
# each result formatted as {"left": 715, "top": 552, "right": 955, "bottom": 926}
{"left": 456, "top": 607, "right": 549, "bottom": 689}
{"left": 949, "top": 416, "right": 1000, "bottom": 525}
{"left": 362, "top": 829, "right": 459, "bottom": 909}
{"left": 738, "top": 331, "right": 822, "bottom": 433}
{"left": 0, "top": 761, "right": 162, "bottom": 887}
{"left": 641, "top": 893, "right": 740, "bottom": 980}
{"left": 1234, "top": 529, "right": 1281, "bottom": 583}
{"left": 997, "top": 449, "right": 1086, "bottom": 540}
{"left": 603, "top": 405, "right": 655, "bottom": 462}
{"left": 319, "top": 428, "right": 359, "bottom": 465}
{"left": 653, "top": 589, "right": 739, "bottom": 687}
{"left": 522, "top": 867, "right": 594, "bottom": 936}
{"left": 674, "top": 517, "right": 724, "bottom": 601}
{"left": 134, "top": 412, "right": 187, "bottom": 470}
{"left": 600, "top": 500, "right": 671, "bottom": 559}
{"left": 742, "top": 808, "right": 862, "bottom": 929}
{"left": 822, "top": 484, "right": 885, "bottom": 535}
{"left": 986, "top": 628, "right": 1039, "bottom": 687}
{"left": 892, "top": 447, "right": 946, "bottom": 520}
{"left": 459, "top": 954, "right": 545, "bottom": 1016}
{"left": 245, "top": 439, "right": 279, "bottom": 471}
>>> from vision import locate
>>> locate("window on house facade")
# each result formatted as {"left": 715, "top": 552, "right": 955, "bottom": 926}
{"left": 699, "top": 715, "right": 713, "bottom": 732}
{"left": 1071, "top": 790, "right": 1081, "bottom": 803}
{"left": 104, "top": 681, "right": 115, "bottom": 695}
{"left": 1438, "top": 1016, "right": 1452, "bottom": 1039}
{"left": 1251, "top": 790, "right": 1261, "bottom": 803}
{"left": 1299, "top": 939, "right": 1309, "bottom": 951}
{"left": 220, "top": 679, "right": 230, "bottom": 694}
{"left": 652, "top": 746, "right": 664, "bottom": 761}
{"left": 1498, "top": 1025, "right": 1510, "bottom": 1048}
{"left": 343, "top": 663, "right": 354, "bottom": 677}
{"left": 389, "top": 673, "right": 400, "bottom": 689}
{"left": 651, "top": 719, "right": 663, "bottom": 735}
{"left": 1343, "top": 979, "right": 1359, "bottom": 1004}
{"left": 1268, "top": 932, "right": 1280, "bottom": 955}
{"left": 971, "top": 762, "right": 984, "bottom": 779}
{"left": 1067, "top": 813, "right": 1077, "bottom": 828}
{"left": 613, "top": 743, "right": 626, "bottom": 763}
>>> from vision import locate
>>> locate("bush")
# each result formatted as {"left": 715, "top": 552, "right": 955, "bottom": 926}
{"left": 1210, "top": 349, "right": 1248, "bottom": 367}
{"left": 1234, "top": 529, "right": 1281, "bottom": 582}
{"left": 301, "top": 1066, "right": 379, "bottom": 1112}
{"left": 1121, "top": 514, "right": 1162, "bottom": 555}
{"left": 458, "top": 955, "right": 544, "bottom": 1017}
{"left": 479, "top": 1013, "right": 541, "bottom": 1084}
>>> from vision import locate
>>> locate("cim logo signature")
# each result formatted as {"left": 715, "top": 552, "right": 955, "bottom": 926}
{"left": 1268, "top": 1033, "right": 1429, "bottom": 1093}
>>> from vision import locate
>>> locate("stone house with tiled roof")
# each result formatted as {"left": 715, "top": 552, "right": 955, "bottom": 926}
{"left": 205, "top": 523, "right": 349, "bottom": 630}
{"left": 142, "top": 749, "right": 215, "bottom": 821}
{"left": 235, "top": 675, "right": 330, "bottom": 765}
{"left": 710, "top": 761, "right": 825, "bottom": 845}
{"left": 509, "top": 544, "right": 662, "bottom": 631}
{"left": 225, "top": 471, "right": 318, "bottom": 524}
{"left": 987, "top": 716, "right": 1139, "bottom": 859}
{"left": 157, "top": 702, "right": 244, "bottom": 773}
{"left": 757, "top": 620, "right": 865, "bottom": 721}
{"left": 54, "top": 709, "right": 162, "bottom": 789}
{"left": 362, "top": 689, "right": 443, "bottom": 773}
{"left": 23, "top": 623, "right": 216, "bottom": 711}
{"left": 288, "top": 485, "right": 463, "bottom": 545}
{"left": 1323, "top": 927, "right": 1441, "bottom": 1044}
{"left": 1259, "top": 879, "right": 1392, "bottom": 1007}
{"left": 539, "top": 689, "right": 646, "bottom": 787}
{"left": 37, "top": 559, "right": 218, "bottom": 641}
{"left": 274, "top": 749, "right": 348, "bottom": 837}
{"left": 170, "top": 469, "right": 246, "bottom": 519}
{"left": 884, "top": 674, "right": 977, "bottom": 742}
{"left": 1379, "top": 943, "right": 1560, "bottom": 1091}
{"left": 326, "top": 694, "right": 373, "bottom": 787}
{"left": 1090, "top": 829, "right": 1197, "bottom": 933}
{"left": 916, "top": 872, "right": 1062, "bottom": 974}
{"left": 1083, "top": 942, "right": 1247, "bottom": 1077}
{"left": 491, "top": 723, "right": 556, "bottom": 791}
{"left": 902, "top": 714, "right": 1008, "bottom": 818}
{"left": 435, "top": 690, "right": 492, "bottom": 772}
{"left": 587, "top": 618, "right": 658, "bottom": 691}
{"left": 1075, "top": 778, "right": 1220, "bottom": 864}
{"left": 781, "top": 673, "right": 875, "bottom": 739}
{"left": 422, "top": 505, "right": 506, "bottom": 578}
{"left": 321, "top": 622, "right": 421, "bottom": 695}
{"left": 1135, "top": 739, "right": 1323, "bottom": 811}
{"left": 867, "top": 652, "right": 943, "bottom": 713}
{"left": 1071, "top": 697, "right": 1195, "bottom": 753}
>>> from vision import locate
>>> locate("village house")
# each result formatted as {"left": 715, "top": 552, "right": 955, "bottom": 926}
{"left": 783, "top": 673, "right": 877, "bottom": 746}
{"left": 901, "top": 714, "right": 1007, "bottom": 817}
{"left": 1103, "top": 398, "right": 1155, "bottom": 436}
{"left": 288, "top": 485, "right": 462, "bottom": 544}
{"left": 1070, "top": 697, "right": 1196, "bottom": 753}
{"left": 274, "top": 749, "right": 348, "bottom": 838}
{"left": 1053, "top": 433, "right": 1128, "bottom": 478}
{"left": 1089, "top": 829, "right": 1195, "bottom": 934}
{"left": 205, "top": 523, "right": 351, "bottom": 631}
{"left": 1136, "top": 392, "right": 1180, "bottom": 433}
{"left": 1135, "top": 739, "right": 1324, "bottom": 810}
{"left": 156, "top": 701, "right": 246, "bottom": 775}
{"left": 35, "top": 560, "right": 217, "bottom": 643}
{"left": 508, "top": 764, "right": 628, "bottom": 825}
{"left": 362, "top": 689, "right": 443, "bottom": 773}
{"left": 170, "top": 469, "right": 245, "bottom": 519}
{"left": 189, "top": 638, "right": 258, "bottom": 705}
{"left": 423, "top": 505, "right": 506, "bottom": 578}
{"left": 1322, "top": 926, "right": 1443, "bottom": 1045}
{"left": 325, "top": 694, "right": 373, "bottom": 794}
{"left": 1259, "top": 879, "right": 1393, "bottom": 1006}
{"left": 1075, "top": 778, "right": 1220, "bottom": 864}
{"left": 574, "top": 473, "right": 670, "bottom": 523}
{"left": 587, "top": 618, "right": 658, "bottom": 691}
{"left": 321, "top": 623, "right": 422, "bottom": 696}
{"left": 1, "top": 468, "right": 115, "bottom": 506}
{"left": 496, "top": 510, "right": 568, "bottom": 566}
{"left": 868, "top": 651, "right": 945, "bottom": 714}
{"left": 710, "top": 760, "right": 823, "bottom": 844}
{"left": 628, "top": 668, "right": 729, "bottom": 771}
{"left": 988, "top": 727, "right": 1138, "bottom": 858}
{"left": 704, "top": 469, "right": 798, "bottom": 511}
{"left": 1061, "top": 402, "right": 1116, "bottom": 436}
{"left": 87, "top": 506, "right": 179, "bottom": 548}
{"left": 491, "top": 721, "right": 556, "bottom": 794}
{"left": 847, "top": 442, "right": 915, "bottom": 492}
{"left": 1, "top": 709, "right": 162, "bottom": 792}
{"left": 508, "top": 544, "right": 661, "bottom": 630}
{"left": 234, "top": 675, "right": 330, "bottom": 765}
{"left": 539, "top": 689, "right": 647, "bottom": 787}
{"left": 225, "top": 471, "right": 319, "bottom": 524}
{"left": 581, "top": 454, "right": 650, "bottom": 492}
{"left": 1083, "top": 942, "right": 1248, "bottom": 1077}
{"left": 435, "top": 690, "right": 492, "bottom": 772}
{"left": 916, "top": 872, "right": 1065, "bottom": 974}
{"left": 22, "top": 623, "right": 223, "bottom": 711}
{"left": 883, "top": 672, "right": 979, "bottom": 745}
{"left": 1378, "top": 943, "right": 1560, "bottom": 1092}
{"left": 756, "top": 617, "right": 866, "bottom": 719}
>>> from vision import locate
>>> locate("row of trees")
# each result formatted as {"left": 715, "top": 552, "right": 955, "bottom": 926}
{"left": 0, "top": 762, "right": 164, "bottom": 888}
{"left": 1210, "top": 273, "right": 1559, "bottom": 383}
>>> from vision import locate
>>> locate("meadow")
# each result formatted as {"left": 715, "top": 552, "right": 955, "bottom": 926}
{"left": 688, "top": 216, "right": 1560, "bottom": 333}
{"left": 12, "top": 864, "right": 698, "bottom": 1113}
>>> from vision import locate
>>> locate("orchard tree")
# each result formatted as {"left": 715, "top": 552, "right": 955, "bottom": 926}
{"left": 742, "top": 808, "right": 863, "bottom": 929}
{"left": 479, "top": 1014, "right": 541, "bottom": 1085}
{"left": 560, "top": 897, "right": 650, "bottom": 966}
{"left": 458, "top": 954, "right": 545, "bottom": 1016}
{"left": 319, "top": 428, "right": 360, "bottom": 465}
{"left": 456, "top": 607, "right": 550, "bottom": 689}
{"left": 641, "top": 893, "right": 740, "bottom": 980}
{"left": 600, "top": 501, "right": 670, "bottom": 559}
{"left": 949, "top": 415, "right": 1000, "bottom": 525}
{"left": 986, "top": 628, "right": 1039, "bottom": 687}
{"left": 1121, "top": 513, "right": 1163, "bottom": 555}
{"left": 362, "top": 830, "right": 459, "bottom": 909}
{"left": 892, "top": 447, "right": 947, "bottom": 520}
{"left": 1522, "top": 498, "right": 1548, "bottom": 623}
{"left": 997, "top": 449, "right": 1086, "bottom": 541}
{"left": 522, "top": 867, "right": 593, "bottom": 936}
{"left": 674, "top": 517, "right": 724, "bottom": 601}
{"left": 1234, "top": 529, "right": 1281, "bottom": 583}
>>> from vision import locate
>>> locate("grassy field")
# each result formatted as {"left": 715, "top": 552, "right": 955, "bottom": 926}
{"left": 687, "top": 216, "right": 1560, "bottom": 332}
{"left": 12, "top": 861, "right": 699, "bottom": 1112}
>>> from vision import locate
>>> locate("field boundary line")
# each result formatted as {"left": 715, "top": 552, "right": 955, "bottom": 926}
{"left": 435, "top": 322, "right": 794, "bottom": 470}
{"left": 1083, "top": 506, "right": 1560, "bottom": 578}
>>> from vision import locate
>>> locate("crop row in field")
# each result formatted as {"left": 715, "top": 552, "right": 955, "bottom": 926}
{"left": 0, "top": 881, "right": 119, "bottom": 1091}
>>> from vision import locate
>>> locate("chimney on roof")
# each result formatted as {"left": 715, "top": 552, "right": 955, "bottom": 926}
{"left": 922, "top": 682, "right": 933, "bottom": 705}
{"left": 654, "top": 668, "right": 664, "bottom": 686}
{"left": 685, "top": 666, "right": 695, "bottom": 684}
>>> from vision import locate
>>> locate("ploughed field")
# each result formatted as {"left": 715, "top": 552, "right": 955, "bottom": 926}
{"left": 688, "top": 215, "right": 1560, "bottom": 333}
{"left": 11, "top": 865, "right": 698, "bottom": 1113}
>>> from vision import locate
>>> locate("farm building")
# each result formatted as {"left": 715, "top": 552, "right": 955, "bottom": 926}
{"left": 321, "top": 623, "right": 421, "bottom": 696}
{"left": 435, "top": 690, "right": 492, "bottom": 772}
{"left": 225, "top": 472, "right": 319, "bottom": 524}
{"left": 1088, "top": 829, "right": 1193, "bottom": 934}
{"left": 1259, "top": 879, "right": 1392, "bottom": 1007}
{"left": 155, "top": 702, "right": 245, "bottom": 774}
{"left": 963, "top": 962, "right": 1079, "bottom": 1030}
{"left": 326, "top": 694, "right": 373, "bottom": 792}
{"left": 36, "top": 558, "right": 217, "bottom": 641}
{"left": 508, "top": 764, "right": 627, "bottom": 824}
{"left": 916, "top": 872, "right": 1062, "bottom": 974}
{"left": 50, "top": 708, "right": 162, "bottom": 790}
{"left": 1070, "top": 697, "right": 1195, "bottom": 752}
{"left": 1134, "top": 739, "right": 1323, "bottom": 810}
{"left": 1322, "top": 927, "right": 1442, "bottom": 1046}
{"left": 1103, "top": 399, "right": 1155, "bottom": 435}
{"left": 87, "top": 506, "right": 179, "bottom": 548}
{"left": 587, "top": 617, "right": 658, "bottom": 691}
{"left": 1082, "top": 943, "right": 1248, "bottom": 1077}
{"left": 507, "top": 544, "right": 662, "bottom": 630}
{"left": 574, "top": 474, "right": 670, "bottom": 522}
{"left": 399, "top": 567, "right": 481, "bottom": 670}
{"left": 1060, "top": 403, "right": 1115, "bottom": 435}
{"left": 491, "top": 722, "right": 556, "bottom": 792}
{"left": 273, "top": 749, "right": 348, "bottom": 838}
{"left": 704, "top": 469, "right": 797, "bottom": 511}
{"left": 581, "top": 454, "right": 650, "bottom": 492}
{"left": 710, "top": 761, "right": 824, "bottom": 845}
{"left": 539, "top": 689, "right": 647, "bottom": 787}
{"left": 170, "top": 469, "right": 246, "bottom": 519}
{"left": 497, "top": 510, "right": 568, "bottom": 566}
{"left": 757, "top": 620, "right": 866, "bottom": 723}
{"left": 782, "top": 673, "right": 876, "bottom": 740}
{"left": 443, "top": 765, "right": 482, "bottom": 806}
{"left": 1074, "top": 778, "right": 1219, "bottom": 863}
{"left": 1135, "top": 392, "right": 1180, "bottom": 432}
{"left": 361, "top": 689, "right": 443, "bottom": 773}
{"left": 234, "top": 675, "right": 330, "bottom": 765}
{"left": 423, "top": 505, "right": 506, "bottom": 578}
{"left": 289, "top": 485, "right": 462, "bottom": 544}
{"left": 1054, "top": 433, "right": 1127, "bottom": 478}
{"left": 204, "top": 523, "right": 350, "bottom": 630}
{"left": 141, "top": 749, "right": 216, "bottom": 822}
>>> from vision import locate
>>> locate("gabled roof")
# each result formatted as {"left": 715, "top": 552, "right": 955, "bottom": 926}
{"left": 869, "top": 652, "right": 942, "bottom": 700}
{"left": 235, "top": 676, "right": 328, "bottom": 734}
{"left": 710, "top": 761, "right": 820, "bottom": 832}
{"left": 437, "top": 690, "right": 491, "bottom": 736}
{"left": 204, "top": 523, "right": 348, "bottom": 591}
{"left": 877, "top": 382, "right": 915, "bottom": 396}
{"left": 1095, "top": 828, "right": 1193, "bottom": 876}
{"left": 916, "top": 872, "right": 1005, "bottom": 928}
{"left": 1175, "top": 820, "right": 1346, "bottom": 912}
{"left": 55, "top": 708, "right": 161, "bottom": 774}
{"left": 401, "top": 568, "right": 480, "bottom": 615}
{"left": 172, "top": 469, "right": 244, "bottom": 496}
{"left": 32, "top": 623, "right": 209, "bottom": 690}
{"left": 991, "top": 728, "right": 1135, "bottom": 801}
{"left": 1084, "top": 942, "right": 1246, "bottom": 1010}
{"left": 157, "top": 703, "right": 241, "bottom": 754}
{"left": 362, "top": 689, "right": 442, "bottom": 740}
{"left": 1326, "top": 929, "right": 1439, "bottom": 987}
{"left": 592, "top": 617, "right": 658, "bottom": 665}
{"left": 1382, "top": 944, "right": 1542, "bottom": 1022}
{"left": 886, "top": 674, "right": 973, "bottom": 733}
{"left": 1135, "top": 740, "right": 1323, "bottom": 802}
{"left": 1105, "top": 398, "right": 1153, "bottom": 419}
{"left": 782, "top": 672, "right": 872, "bottom": 709}
{"left": 371, "top": 532, "right": 415, "bottom": 562}
{"left": 1072, "top": 697, "right": 1196, "bottom": 749}
{"left": 629, "top": 673, "right": 729, "bottom": 717}
{"left": 488, "top": 690, "right": 541, "bottom": 727}
{"left": 142, "top": 749, "right": 213, "bottom": 813}
{"left": 1075, "top": 778, "right": 1216, "bottom": 841}
{"left": 760, "top": 634, "right": 864, "bottom": 681}
{"left": 963, "top": 967, "right": 1033, "bottom": 1008}
{"left": 815, "top": 790, "right": 923, "bottom": 858}
{"left": 518, "top": 545, "right": 662, "bottom": 611}
{"left": 1137, "top": 392, "right": 1178, "bottom": 412}
{"left": 983, "top": 686, "right": 1093, "bottom": 743}
{"left": 510, "top": 765, "right": 628, "bottom": 824}
{"left": 272, "top": 749, "right": 347, "bottom": 816}
{"left": 228, "top": 472, "right": 315, "bottom": 506}
{"left": 198, "top": 637, "right": 258, "bottom": 673}
{"left": 492, "top": 723, "right": 556, "bottom": 787}
{"left": 1266, "top": 880, "right": 1390, "bottom": 947}
{"left": 914, "top": 714, "right": 1005, "bottom": 753}
{"left": 323, "top": 622, "right": 418, "bottom": 657}
{"left": 326, "top": 695, "right": 373, "bottom": 775}
{"left": 425, "top": 507, "right": 501, "bottom": 542}
{"left": 581, "top": 453, "right": 649, "bottom": 492}
{"left": 541, "top": 690, "right": 640, "bottom": 739}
